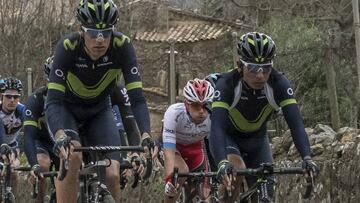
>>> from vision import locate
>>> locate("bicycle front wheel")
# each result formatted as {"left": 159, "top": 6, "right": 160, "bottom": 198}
{"left": 4, "top": 192, "right": 15, "bottom": 203}
{"left": 101, "top": 193, "right": 115, "bottom": 203}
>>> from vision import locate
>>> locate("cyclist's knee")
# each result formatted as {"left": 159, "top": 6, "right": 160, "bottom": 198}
{"left": 37, "top": 154, "right": 51, "bottom": 170}
{"left": 227, "top": 154, "right": 246, "bottom": 170}
{"left": 68, "top": 152, "right": 82, "bottom": 168}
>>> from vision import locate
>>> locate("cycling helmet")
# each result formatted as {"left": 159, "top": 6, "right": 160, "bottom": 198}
{"left": 183, "top": 79, "right": 214, "bottom": 103}
{"left": 237, "top": 32, "right": 276, "bottom": 63}
{"left": 204, "top": 73, "right": 221, "bottom": 88}
{"left": 44, "top": 55, "right": 54, "bottom": 77}
{"left": 0, "top": 77, "right": 23, "bottom": 93}
{"left": 76, "top": 0, "right": 119, "bottom": 29}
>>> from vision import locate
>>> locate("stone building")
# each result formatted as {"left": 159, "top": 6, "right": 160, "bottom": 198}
{"left": 118, "top": 0, "right": 253, "bottom": 136}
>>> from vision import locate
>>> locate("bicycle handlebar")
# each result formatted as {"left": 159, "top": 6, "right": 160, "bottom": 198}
{"left": 173, "top": 164, "right": 314, "bottom": 199}
{"left": 176, "top": 167, "right": 305, "bottom": 178}
{"left": 59, "top": 145, "right": 147, "bottom": 181}
{"left": 73, "top": 146, "right": 145, "bottom": 153}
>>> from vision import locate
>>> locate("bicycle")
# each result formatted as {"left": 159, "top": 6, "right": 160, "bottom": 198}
{"left": 172, "top": 163, "right": 315, "bottom": 203}
{"left": 174, "top": 168, "right": 219, "bottom": 203}
{"left": 0, "top": 144, "right": 17, "bottom": 203}
{"left": 119, "top": 154, "right": 153, "bottom": 189}
{"left": 59, "top": 145, "right": 148, "bottom": 203}
{"left": 14, "top": 166, "right": 58, "bottom": 203}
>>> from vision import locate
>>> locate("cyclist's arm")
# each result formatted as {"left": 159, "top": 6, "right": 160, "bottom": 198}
{"left": 117, "top": 38, "right": 150, "bottom": 136}
{"left": 209, "top": 77, "right": 234, "bottom": 165}
{"left": 0, "top": 121, "right": 5, "bottom": 144}
{"left": 24, "top": 126, "right": 39, "bottom": 166}
{"left": 282, "top": 105, "right": 311, "bottom": 158}
{"left": 273, "top": 73, "right": 311, "bottom": 158}
{"left": 162, "top": 105, "right": 177, "bottom": 177}
{"left": 45, "top": 36, "right": 73, "bottom": 138}
{"left": 23, "top": 94, "right": 42, "bottom": 166}
{"left": 209, "top": 107, "right": 230, "bottom": 165}
{"left": 111, "top": 84, "right": 141, "bottom": 146}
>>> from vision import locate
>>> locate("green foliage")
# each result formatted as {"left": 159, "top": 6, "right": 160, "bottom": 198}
{"left": 260, "top": 18, "right": 331, "bottom": 126}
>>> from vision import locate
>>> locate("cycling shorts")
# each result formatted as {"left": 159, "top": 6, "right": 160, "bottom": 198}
{"left": 60, "top": 98, "right": 121, "bottom": 162}
{"left": 176, "top": 140, "right": 206, "bottom": 172}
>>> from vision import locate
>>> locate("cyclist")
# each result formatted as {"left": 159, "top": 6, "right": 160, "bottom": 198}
{"left": 24, "top": 56, "right": 60, "bottom": 203}
{"left": 210, "top": 32, "right": 319, "bottom": 202}
{"left": 45, "top": 0, "right": 151, "bottom": 202}
{"left": 163, "top": 78, "right": 214, "bottom": 203}
{"left": 0, "top": 77, "right": 25, "bottom": 196}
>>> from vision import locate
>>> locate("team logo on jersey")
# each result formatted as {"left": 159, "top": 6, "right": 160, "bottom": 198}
{"left": 164, "top": 128, "right": 174, "bottom": 134}
{"left": 55, "top": 69, "right": 65, "bottom": 80}
{"left": 287, "top": 88, "right": 294, "bottom": 96}
{"left": 78, "top": 57, "right": 86, "bottom": 61}
{"left": 120, "top": 88, "right": 131, "bottom": 106}
{"left": 103, "top": 56, "right": 109, "bottom": 62}
{"left": 131, "top": 67, "right": 139, "bottom": 75}
{"left": 214, "top": 90, "right": 221, "bottom": 99}
{"left": 25, "top": 109, "right": 32, "bottom": 117}
{"left": 75, "top": 63, "right": 88, "bottom": 68}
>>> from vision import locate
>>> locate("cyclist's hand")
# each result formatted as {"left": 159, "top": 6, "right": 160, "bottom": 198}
{"left": 130, "top": 153, "right": 145, "bottom": 176}
{"left": 0, "top": 144, "right": 12, "bottom": 164}
{"left": 164, "top": 179, "right": 177, "bottom": 197}
{"left": 302, "top": 158, "right": 320, "bottom": 178}
{"left": 152, "top": 145, "right": 159, "bottom": 160}
{"left": 217, "top": 160, "right": 235, "bottom": 189}
{"left": 28, "top": 164, "right": 42, "bottom": 185}
{"left": 53, "top": 133, "right": 71, "bottom": 159}
{"left": 141, "top": 133, "right": 154, "bottom": 155}
{"left": 151, "top": 145, "right": 164, "bottom": 169}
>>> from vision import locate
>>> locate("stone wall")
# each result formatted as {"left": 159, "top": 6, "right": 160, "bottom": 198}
{"left": 13, "top": 124, "right": 360, "bottom": 202}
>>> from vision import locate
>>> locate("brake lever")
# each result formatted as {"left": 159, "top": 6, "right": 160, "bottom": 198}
{"left": 302, "top": 172, "right": 314, "bottom": 199}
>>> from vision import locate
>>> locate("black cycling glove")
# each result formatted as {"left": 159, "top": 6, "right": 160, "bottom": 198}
{"left": 53, "top": 136, "right": 71, "bottom": 157}
{"left": 302, "top": 158, "right": 320, "bottom": 176}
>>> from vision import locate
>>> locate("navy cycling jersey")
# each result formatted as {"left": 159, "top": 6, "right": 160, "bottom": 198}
{"left": 210, "top": 69, "right": 311, "bottom": 164}
{"left": 46, "top": 31, "right": 150, "bottom": 136}
{"left": 110, "top": 84, "right": 141, "bottom": 146}
{"left": 24, "top": 86, "right": 53, "bottom": 166}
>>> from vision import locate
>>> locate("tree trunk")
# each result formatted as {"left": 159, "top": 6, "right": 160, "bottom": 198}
{"left": 325, "top": 47, "right": 341, "bottom": 131}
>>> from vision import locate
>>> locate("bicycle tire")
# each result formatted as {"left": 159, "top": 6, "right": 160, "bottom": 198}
{"left": 49, "top": 192, "right": 57, "bottom": 203}
{"left": 4, "top": 192, "right": 15, "bottom": 203}
{"left": 101, "top": 193, "right": 116, "bottom": 203}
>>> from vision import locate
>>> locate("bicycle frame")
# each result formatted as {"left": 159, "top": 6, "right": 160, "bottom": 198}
{"left": 72, "top": 146, "right": 145, "bottom": 203}
{"left": 0, "top": 162, "right": 15, "bottom": 203}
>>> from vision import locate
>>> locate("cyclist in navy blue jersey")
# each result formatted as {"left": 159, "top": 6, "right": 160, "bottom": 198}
{"left": 210, "top": 32, "right": 319, "bottom": 202}
{"left": 45, "top": 1, "right": 151, "bottom": 202}
{"left": 25, "top": 56, "right": 143, "bottom": 202}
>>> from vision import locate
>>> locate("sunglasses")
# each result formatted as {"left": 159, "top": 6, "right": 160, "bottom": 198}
{"left": 3, "top": 94, "right": 20, "bottom": 99}
{"left": 240, "top": 59, "right": 273, "bottom": 74}
{"left": 81, "top": 26, "right": 114, "bottom": 39}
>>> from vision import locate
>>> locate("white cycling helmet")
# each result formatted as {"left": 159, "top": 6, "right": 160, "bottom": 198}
{"left": 183, "top": 78, "right": 214, "bottom": 103}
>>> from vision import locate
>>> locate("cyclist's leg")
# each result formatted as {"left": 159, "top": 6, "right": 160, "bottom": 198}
{"left": 187, "top": 140, "right": 211, "bottom": 201}
{"left": 35, "top": 139, "right": 60, "bottom": 203}
{"left": 84, "top": 106, "right": 121, "bottom": 202}
{"left": 164, "top": 152, "right": 189, "bottom": 203}
{"left": 8, "top": 142, "right": 20, "bottom": 197}
{"left": 50, "top": 107, "right": 82, "bottom": 203}
{"left": 204, "top": 137, "right": 217, "bottom": 172}
{"left": 242, "top": 135, "right": 274, "bottom": 202}
{"left": 35, "top": 145, "right": 51, "bottom": 203}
